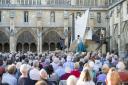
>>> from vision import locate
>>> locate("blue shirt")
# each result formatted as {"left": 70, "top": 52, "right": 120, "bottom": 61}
{"left": 2, "top": 73, "right": 17, "bottom": 85}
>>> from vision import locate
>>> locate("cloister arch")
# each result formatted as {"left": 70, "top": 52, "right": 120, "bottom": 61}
{"left": 42, "top": 31, "right": 62, "bottom": 51}
{"left": 0, "top": 31, "right": 9, "bottom": 52}
{"left": 16, "top": 31, "right": 37, "bottom": 52}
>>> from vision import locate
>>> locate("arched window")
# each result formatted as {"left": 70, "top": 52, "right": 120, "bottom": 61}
{"left": 23, "top": 43, "right": 29, "bottom": 52}
{"left": 16, "top": 43, "right": 22, "bottom": 52}
{"left": 50, "top": 11, "right": 55, "bottom": 22}
{"left": 24, "top": 11, "right": 29, "bottom": 22}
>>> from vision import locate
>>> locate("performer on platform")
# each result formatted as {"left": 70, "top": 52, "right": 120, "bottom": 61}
{"left": 76, "top": 35, "right": 86, "bottom": 53}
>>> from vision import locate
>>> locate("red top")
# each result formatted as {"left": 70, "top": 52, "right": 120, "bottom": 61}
{"left": 119, "top": 71, "right": 128, "bottom": 82}
{"left": 70, "top": 69, "right": 80, "bottom": 78}
{"left": 60, "top": 73, "right": 71, "bottom": 80}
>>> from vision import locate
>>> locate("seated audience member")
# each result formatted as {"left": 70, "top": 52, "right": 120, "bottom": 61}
{"left": 97, "top": 64, "right": 109, "bottom": 84}
{"left": 116, "top": 61, "right": 128, "bottom": 82}
{"left": 70, "top": 62, "right": 80, "bottom": 78}
{"left": 67, "top": 75, "right": 77, "bottom": 85}
{"left": 29, "top": 60, "right": 40, "bottom": 85}
{"left": 63, "top": 56, "right": 74, "bottom": 70}
{"left": 77, "top": 67, "right": 95, "bottom": 85}
{"left": 35, "top": 80, "right": 48, "bottom": 85}
{"left": 2, "top": 64, "right": 17, "bottom": 85}
{"left": 55, "top": 62, "right": 65, "bottom": 78}
{"left": 39, "top": 69, "right": 53, "bottom": 85}
{"left": 106, "top": 67, "right": 120, "bottom": 85}
{"left": 18, "top": 64, "right": 30, "bottom": 85}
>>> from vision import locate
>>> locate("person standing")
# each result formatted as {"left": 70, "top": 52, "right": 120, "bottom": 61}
{"left": 76, "top": 35, "right": 86, "bottom": 53}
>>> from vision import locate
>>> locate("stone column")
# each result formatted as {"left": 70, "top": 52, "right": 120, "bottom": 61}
{"left": 9, "top": 11, "right": 16, "bottom": 53}
{"left": 109, "top": 15, "right": 114, "bottom": 51}
{"left": 37, "top": 11, "right": 42, "bottom": 54}
{"left": 118, "top": 9, "right": 121, "bottom": 56}
{"left": 10, "top": 18, "right": 16, "bottom": 53}
{"left": 37, "top": 28, "right": 42, "bottom": 54}
{"left": 64, "top": 11, "right": 69, "bottom": 49}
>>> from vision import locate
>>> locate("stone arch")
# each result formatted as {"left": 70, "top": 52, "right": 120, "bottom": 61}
{"left": 30, "top": 43, "right": 37, "bottom": 52}
{"left": 42, "top": 42, "right": 49, "bottom": 51}
{"left": 16, "top": 43, "right": 22, "bottom": 52}
{"left": 4, "top": 43, "right": 9, "bottom": 52}
{"left": 16, "top": 28, "right": 37, "bottom": 42}
{"left": 0, "top": 43, "right": 2, "bottom": 52}
{"left": 50, "top": 42, "right": 55, "bottom": 51}
{"left": 57, "top": 42, "right": 61, "bottom": 50}
{"left": 16, "top": 30, "right": 37, "bottom": 52}
{"left": 23, "top": 43, "right": 29, "bottom": 53}
{"left": 0, "top": 30, "right": 9, "bottom": 52}
{"left": 42, "top": 30, "right": 62, "bottom": 51}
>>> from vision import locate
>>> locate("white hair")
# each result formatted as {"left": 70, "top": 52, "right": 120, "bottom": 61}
{"left": 16, "top": 62, "right": 22, "bottom": 69}
{"left": 116, "top": 61, "right": 125, "bottom": 70}
{"left": 67, "top": 75, "right": 77, "bottom": 85}
{"left": 88, "top": 60, "right": 94, "bottom": 69}
{"left": 40, "top": 69, "right": 48, "bottom": 79}
{"left": 33, "top": 60, "right": 39, "bottom": 67}
{"left": 20, "top": 64, "right": 29, "bottom": 73}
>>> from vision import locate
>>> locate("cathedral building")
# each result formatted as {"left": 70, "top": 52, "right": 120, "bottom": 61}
{"left": 0, "top": 0, "right": 127, "bottom": 56}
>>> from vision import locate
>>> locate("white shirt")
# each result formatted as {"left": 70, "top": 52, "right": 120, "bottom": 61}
{"left": 77, "top": 79, "right": 95, "bottom": 85}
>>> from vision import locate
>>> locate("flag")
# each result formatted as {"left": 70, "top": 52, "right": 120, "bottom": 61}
{"left": 75, "top": 9, "right": 89, "bottom": 40}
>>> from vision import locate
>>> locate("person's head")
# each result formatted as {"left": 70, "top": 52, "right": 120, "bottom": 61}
{"left": 80, "top": 67, "right": 91, "bottom": 81}
{"left": 74, "top": 62, "right": 79, "bottom": 69}
{"left": 35, "top": 80, "right": 47, "bottom": 85}
{"left": 77, "top": 35, "right": 80, "bottom": 38}
{"left": 116, "top": 61, "right": 126, "bottom": 71}
{"left": 20, "top": 64, "right": 29, "bottom": 75}
{"left": 40, "top": 69, "right": 48, "bottom": 80}
{"left": 16, "top": 62, "right": 22, "bottom": 69}
{"left": 33, "top": 60, "right": 39, "bottom": 68}
{"left": 102, "top": 64, "right": 109, "bottom": 74}
{"left": 67, "top": 75, "right": 77, "bottom": 85}
{"left": 107, "top": 67, "right": 120, "bottom": 84}
{"left": 7, "top": 64, "right": 16, "bottom": 74}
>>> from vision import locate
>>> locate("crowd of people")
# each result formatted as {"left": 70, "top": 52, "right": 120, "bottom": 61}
{"left": 0, "top": 50, "right": 128, "bottom": 85}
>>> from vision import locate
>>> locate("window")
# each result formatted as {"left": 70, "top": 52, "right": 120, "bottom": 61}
{"left": 29, "top": 0, "right": 32, "bottom": 5}
{"left": 25, "top": 0, "right": 28, "bottom": 4}
{"left": 37, "top": 0, "right": 41, "bottom": 5}
{"left": 0, "top": 11, "right": 1, "bottom": 22}
{"left": 77, "top": 12, "right": 81, "bottom": 17}
{"left": 21, "top": 0, "right": 24, "bottom": 4}
{"left": 97, "top": 12, "right": 101, "bottom": 23}
{"left": 6, "top": 0, "right": 10, "bottom": 4}
{"left": 24, "top": 11, "right": 29, "bottom": 22}
{"left": 2, "top": 0, "right": 5, "bottom": 4}
{"left": 50, "top": 11, "right": 55, "bottom": 22}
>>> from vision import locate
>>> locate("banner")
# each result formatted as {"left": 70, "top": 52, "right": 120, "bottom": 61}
{"left": 75, "top": 9, "right": 89, "bottom": 40}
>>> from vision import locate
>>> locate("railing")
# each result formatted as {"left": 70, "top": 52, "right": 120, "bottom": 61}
{"left": 0, "top": 4, "right": 108, "bottom": 8}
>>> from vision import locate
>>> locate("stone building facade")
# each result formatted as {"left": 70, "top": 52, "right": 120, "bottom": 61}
{"left": 0, "top": 0, "right": 127, "bottom": 55}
